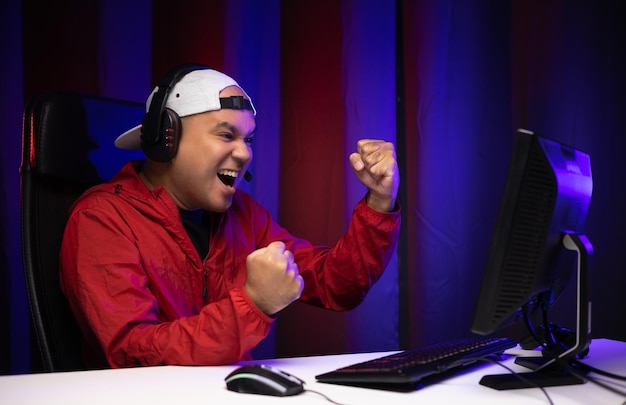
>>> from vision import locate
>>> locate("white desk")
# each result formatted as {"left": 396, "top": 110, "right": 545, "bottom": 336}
{"left": 1, "top": 339, "right": 625, "bottom": 405}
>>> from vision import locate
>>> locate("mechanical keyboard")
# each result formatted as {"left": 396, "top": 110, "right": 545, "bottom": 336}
{"left": 315, "top": 336, "right": 517, "bottom": 390}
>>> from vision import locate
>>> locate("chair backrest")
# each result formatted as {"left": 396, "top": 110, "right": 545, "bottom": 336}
{"left": 20, "top": 92, "right": 144, "bottom": 372}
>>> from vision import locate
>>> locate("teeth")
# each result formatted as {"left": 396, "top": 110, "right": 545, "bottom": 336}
{"left": 217, "top": 169, "right": 238, "bottom": 178}
{"left": 217, "top": 169, "right": 238, "bottom": 187}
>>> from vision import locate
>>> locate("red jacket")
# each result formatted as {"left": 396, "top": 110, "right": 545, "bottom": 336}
{"left": 60, "top": 161, "right": 400, "bottom": 368}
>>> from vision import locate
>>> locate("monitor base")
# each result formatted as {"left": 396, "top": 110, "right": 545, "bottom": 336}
{"left": 479, "top": 357, "right": 587, "bottom": 390}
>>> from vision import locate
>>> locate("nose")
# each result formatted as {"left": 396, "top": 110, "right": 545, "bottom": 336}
{"left": 232, "top": 138, "right": 252, "bottom": 164}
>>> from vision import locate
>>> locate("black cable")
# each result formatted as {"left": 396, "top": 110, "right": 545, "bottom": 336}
{"left": 573, "top": 359, "right": 626, "bottom": 381}
{"left": 563, "top": 361, "right": 626, "bottom": 400}
{"left": 522, "top": 303, "right": 544, "bottom": 349}
{"left": 542, "top": 310, "right": 557, "bottom": 347}
{"left": 450, "top": 355, "right": 554, "bottom": 405}
{"left": 584, "top": 374, "right": 626, "bottom": 401}
{"left": 536, "top": 339, "right": 626, "bottom": 401}
{"left": 523, "top": 306, "right": 626, "bottom": 405}
{"left": 305, "top": 388, "right": 351, "bottom": 405}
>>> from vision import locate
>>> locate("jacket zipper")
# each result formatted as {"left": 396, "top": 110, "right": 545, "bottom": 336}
{"left": 203, "top": 267, "right": 209, "bottom": 304}
{"left": 202, "top": 212, "right": 220, "bottom": 306}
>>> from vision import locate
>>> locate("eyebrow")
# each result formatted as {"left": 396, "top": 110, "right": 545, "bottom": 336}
{"left": 215, "top": 121, "right": 256, "bottom": 136}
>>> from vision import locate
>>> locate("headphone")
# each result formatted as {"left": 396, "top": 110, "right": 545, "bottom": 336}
{"left": 140, "top": 64, "right": 209, "bottom": 162}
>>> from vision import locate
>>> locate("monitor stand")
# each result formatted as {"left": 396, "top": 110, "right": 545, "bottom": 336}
{"left": 480, "top": 356, "right": 587, "bottom": 390}
{"left": 479, "top": 232, "right": 592, "bottom": 390}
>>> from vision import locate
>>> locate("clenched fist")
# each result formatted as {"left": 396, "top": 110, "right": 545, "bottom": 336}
{"left": 349, "top": 139, "right": 400, "bottom": 212}
{"left": 244, "top": 241, "right": 304, "bottom": 316}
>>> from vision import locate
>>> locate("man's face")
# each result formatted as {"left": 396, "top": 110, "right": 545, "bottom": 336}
{"left": 166, "top": 86, "right": 256, "bottom": 212}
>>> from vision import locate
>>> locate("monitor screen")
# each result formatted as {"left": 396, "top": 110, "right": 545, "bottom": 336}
{"left": 470, "top": 129, "right": 593, "bottom": 388}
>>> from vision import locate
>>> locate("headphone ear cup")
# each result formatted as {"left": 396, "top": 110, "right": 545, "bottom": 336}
{"left": 141, "top": 108, "right": 181, "bottom": 163}
{"left": 139, "top": 64, "right": 208, "bottom": 162}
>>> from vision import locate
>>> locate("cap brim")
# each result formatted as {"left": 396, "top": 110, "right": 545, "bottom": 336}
{"left": 115, "top": 125, "right": 142, "bottom": 150}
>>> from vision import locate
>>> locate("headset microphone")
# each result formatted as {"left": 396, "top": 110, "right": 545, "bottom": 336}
{"left": 244, "top": 171, "right": 253, "bottom": 182}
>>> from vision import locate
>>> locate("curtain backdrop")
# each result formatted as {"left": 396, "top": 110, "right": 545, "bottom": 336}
{"left": 3, "top": 0, "right": 625, "bottom": 373}
{"left": 400, "top": 0, "right": 514, "bottom": 348}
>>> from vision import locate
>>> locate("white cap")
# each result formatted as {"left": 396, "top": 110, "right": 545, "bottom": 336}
{"left": 115, "top": 68, "right": 256, "bottom": 150}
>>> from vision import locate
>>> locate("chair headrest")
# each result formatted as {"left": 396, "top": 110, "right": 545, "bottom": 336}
{"left": 23, "top": 92, "right": 145, "bottom": 185}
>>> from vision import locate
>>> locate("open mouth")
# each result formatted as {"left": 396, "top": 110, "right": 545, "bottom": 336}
{"left": 217, "top": 169, "right": 238, "bottom": 187}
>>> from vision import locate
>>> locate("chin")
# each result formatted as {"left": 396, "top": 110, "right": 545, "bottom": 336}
{"left": 207, "top": 199, "right": 233, "bottom": 213}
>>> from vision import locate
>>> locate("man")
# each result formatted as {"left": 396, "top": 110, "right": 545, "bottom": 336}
{"left": 60, "top": 65, "right": 400, "bottom": 368}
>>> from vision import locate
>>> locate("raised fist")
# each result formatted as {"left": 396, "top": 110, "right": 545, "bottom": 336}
{"left": 349, "top": 139, "right": 399, "bottom": 212}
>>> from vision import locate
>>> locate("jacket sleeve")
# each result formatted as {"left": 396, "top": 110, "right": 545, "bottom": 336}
{"left": 60, "top": 202, "right": 274, "bottom": 368}
{"left": 262, "top": 196, "right": 401, "bottom": 311}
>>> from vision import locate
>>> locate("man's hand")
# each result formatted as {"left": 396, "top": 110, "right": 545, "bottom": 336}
{"left": 244, "top": 241, "right": 304, "bottom": 316}
{"left": 349, "top": 139, "right": 400, "bottom": 212}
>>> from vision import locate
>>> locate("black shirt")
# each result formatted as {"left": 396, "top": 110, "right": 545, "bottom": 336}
{"left": 179, "top": 208, "right": 210, "bottom": 259}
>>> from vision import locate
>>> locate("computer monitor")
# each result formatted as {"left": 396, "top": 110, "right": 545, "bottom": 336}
{"left": 471, "top": 129, "right": 593, "bottom": 389}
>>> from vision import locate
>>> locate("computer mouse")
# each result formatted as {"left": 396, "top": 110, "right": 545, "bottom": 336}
{"left": 225, "top": 364, "right": 305, "bottom": 396}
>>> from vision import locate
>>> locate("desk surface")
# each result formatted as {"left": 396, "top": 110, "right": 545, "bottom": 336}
{"left": 2, "top": 339, "right": 625, "bottom": 405}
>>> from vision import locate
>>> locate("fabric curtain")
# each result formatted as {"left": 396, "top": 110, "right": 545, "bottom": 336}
{"left": 400, "top": 0, "right": 515, "bottom": 348}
